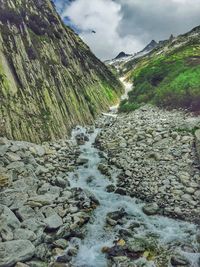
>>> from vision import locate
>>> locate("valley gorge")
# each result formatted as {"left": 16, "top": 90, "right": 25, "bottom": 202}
{"left": 0, "top": 1, "right": 200, "bottom": 267}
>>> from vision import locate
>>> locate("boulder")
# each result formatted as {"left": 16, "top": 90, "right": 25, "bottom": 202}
{"left": 16, "top": 206, "right": 36, "bottom": 221}
{"left": 142, "top": 203, "right": 159, "bottom": 216}
{"left": 171, "top": 254, "right": 190, "bottom": 266}
{"left": 44, "top": 214, "right": 63, "bottom": 230}
{"left": 0, "top": 240, "right": 35, "bottom": 267}
{"left": 0, "top": 205, "right": 20, "bottom": 230}
{"left": 0, "top": 145, "right": 9, "bottom": 157}
{"left": 13, "top": 229, "right": 37, "bottom": 241}
{"left": 6, "top": 152, "right": 21, "bottom": 162}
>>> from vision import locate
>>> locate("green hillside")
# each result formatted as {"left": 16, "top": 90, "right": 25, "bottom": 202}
{"left": 119, "top": 27, "right": 200, "bottom": 112}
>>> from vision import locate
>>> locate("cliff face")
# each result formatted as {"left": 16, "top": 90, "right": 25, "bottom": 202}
{"left": 0, "top": 0, "right": 122, "bottom": 143}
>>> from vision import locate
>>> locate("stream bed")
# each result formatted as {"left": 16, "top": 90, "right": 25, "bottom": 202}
{"left": 64, "top": 126, "right": 200, "bottom": 267}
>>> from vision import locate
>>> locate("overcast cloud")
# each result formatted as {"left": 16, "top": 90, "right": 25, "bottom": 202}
{"left": 55, "top": 0, "right": 200, "bottom": 60}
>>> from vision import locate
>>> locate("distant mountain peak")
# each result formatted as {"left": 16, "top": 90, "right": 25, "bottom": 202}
{"left": 140, "top": 40, "right": 158, "bottom": 53}
{"left": 114, "top": 51, "right": 132, "bottom": 60}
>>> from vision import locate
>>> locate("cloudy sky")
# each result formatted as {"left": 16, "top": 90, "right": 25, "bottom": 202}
{"left": 53, "top": 0, "right": 200, "bottom": 60}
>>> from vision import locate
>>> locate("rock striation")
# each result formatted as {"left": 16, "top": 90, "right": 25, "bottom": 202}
{"left": 0, "top": 0, "right": 122, "bottom": 143}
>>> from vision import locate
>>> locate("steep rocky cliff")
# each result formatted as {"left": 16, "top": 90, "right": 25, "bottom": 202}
{"left": 0, "top": 0, "right": 122, "bottom": 143}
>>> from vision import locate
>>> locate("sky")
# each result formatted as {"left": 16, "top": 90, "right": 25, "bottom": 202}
{"left": 53, "top": 0, "right": 200, "bottom": 60}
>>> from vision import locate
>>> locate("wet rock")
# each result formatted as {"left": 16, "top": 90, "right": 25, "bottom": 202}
{"left": 171, "top": 254, "right": 190, "bottom": 266}
{"left": 75, "top": 133, "right": 89, "bottom": 145}
{"left": 106, "top": 184, "right": 116, "bottom": 192}
{"left": 76, "top": 158, "right": 89, "bottom": 165}
{"left": 115, "top": 187, "right": 127, "bottom": 195}
{"left": 55, "top": 177, "right": 69, "bottom": 188}
{"left": 98, "top": 163, "right": 109, "bottom": 175}
{"left": 106, "top": 217, "right": 118, "bottom": 226}
{"left": 107, "top": 208, "right": 127, "bottom": 222}
{"left": 142, "top": 203, "right": 159, "bottom": 216}
{"left": 126, "top": 238, "right": 146, "bottom": 253}
{"left": 56, "top": 254, "right": 72, "bottom": 263}
{"left": 0, "top": 240, "right": 35, "bottom": 267}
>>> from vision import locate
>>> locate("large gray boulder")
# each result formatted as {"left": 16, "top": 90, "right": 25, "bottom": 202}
{"left": 44, "top": 214, "right": 63, "bottom": 230}
{"left": 0, "top": 240, "right": 35, "bottom": 267}
{"left": 0, "top": 205, "right": 20, "bottom": 231}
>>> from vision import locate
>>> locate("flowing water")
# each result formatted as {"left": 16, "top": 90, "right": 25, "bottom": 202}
{"left": 66, "top": 126, "right": 200, "bottom": 267}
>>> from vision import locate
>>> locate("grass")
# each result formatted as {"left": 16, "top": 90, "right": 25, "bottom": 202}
{"left": 119, "top": 42, "right": 200, "bottom": 112}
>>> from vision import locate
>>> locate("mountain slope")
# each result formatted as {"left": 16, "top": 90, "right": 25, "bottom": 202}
{"left": 0, "top": 0, "right": 122, "bottom": 143}
{"left": 119, "top": 26, "right": 200, "bottom": 112}
{"left": 105, "top": 40, "right": 159, "bottom": 70}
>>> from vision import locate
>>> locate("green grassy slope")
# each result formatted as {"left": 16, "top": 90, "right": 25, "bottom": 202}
{"left": 119, "top": 27, "right": 200, "bottom": 112}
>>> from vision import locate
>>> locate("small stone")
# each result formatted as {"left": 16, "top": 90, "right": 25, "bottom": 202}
{"left": 106, "top": 184, "right": 116, "bottom": 192}
{"left": 53, "top": 239, "right": 68, "bottom": 249}
{"left": 125, "top": 170, "right": 132, "bottom": 177}
{"left": 55, "top": 177, "right": 68, "bottom": 188}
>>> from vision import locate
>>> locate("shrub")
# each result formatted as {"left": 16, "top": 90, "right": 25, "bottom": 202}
{"left": 119, "top": 100, "right": 141, "bottom": 112}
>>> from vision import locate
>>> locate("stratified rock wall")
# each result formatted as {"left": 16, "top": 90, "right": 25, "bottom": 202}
{"left": 0, "top": 0, "right": 122, "bottom": 143}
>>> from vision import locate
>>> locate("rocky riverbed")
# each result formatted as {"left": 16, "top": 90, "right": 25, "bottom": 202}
{"left": 96, "top": 105, "right": 200, "bottom": 223}
{"left": 0, "top": 134, "right": 99, "bottom": 267}
{"left": 0, "top": 105, "right": 200, "bottom": 267}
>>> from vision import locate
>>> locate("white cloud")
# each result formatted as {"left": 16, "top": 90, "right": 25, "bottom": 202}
{"left": 60, "top": 0, "right": 200, "bottom": 60}
{"left": 62, "top": 0, "right": 144, "bottom": 59}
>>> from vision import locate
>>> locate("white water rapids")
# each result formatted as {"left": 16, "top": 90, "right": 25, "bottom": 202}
{"left": 102, "top": 77, "right": 132, "bottom": 116}
{"left": 64, "top": 126, "right": 200, "bottom": 267}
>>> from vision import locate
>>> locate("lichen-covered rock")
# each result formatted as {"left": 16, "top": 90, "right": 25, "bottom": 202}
{"left": 0, "top": 0, "right": 123, "bottom": 143}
